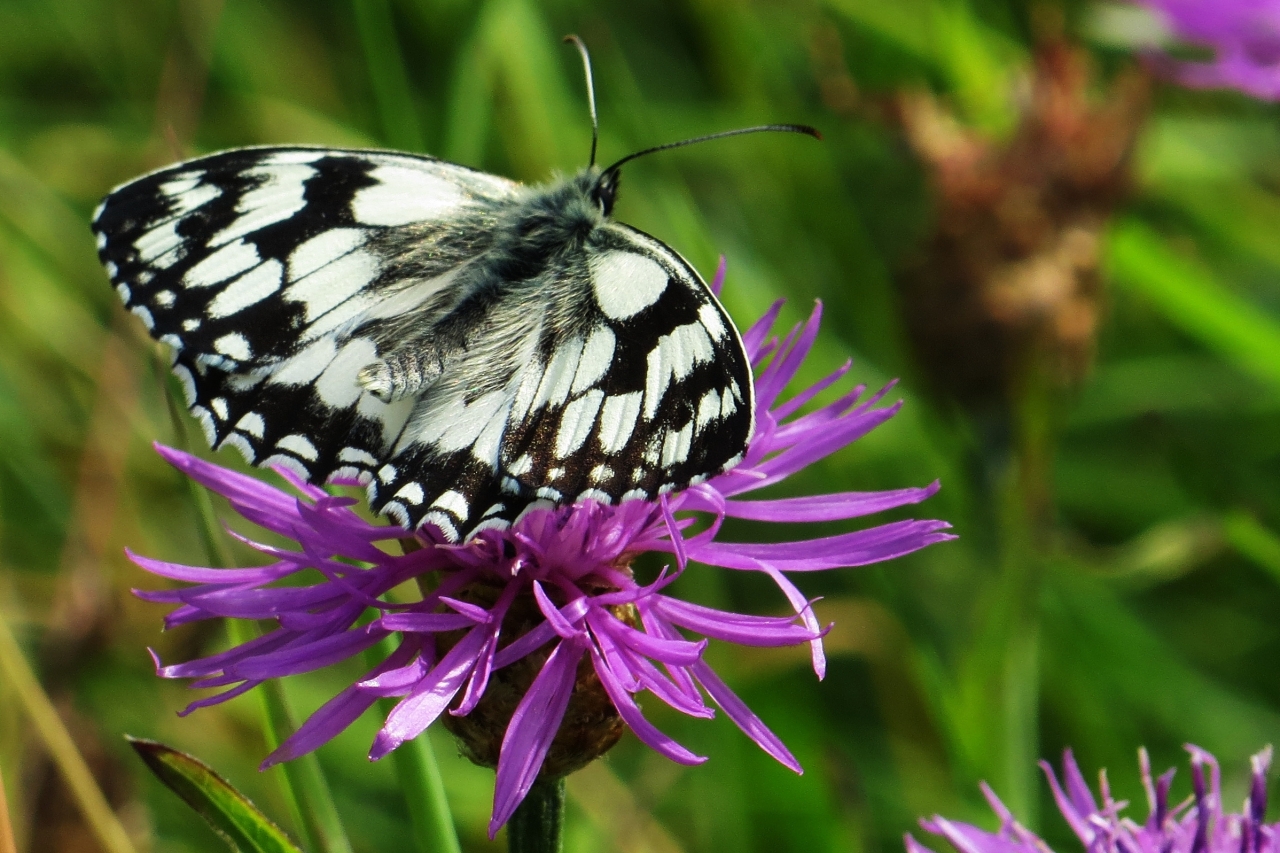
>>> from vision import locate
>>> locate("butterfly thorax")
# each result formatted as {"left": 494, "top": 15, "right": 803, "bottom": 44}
{"left": 357, "top": 168, "right": 619, "bottom": 403}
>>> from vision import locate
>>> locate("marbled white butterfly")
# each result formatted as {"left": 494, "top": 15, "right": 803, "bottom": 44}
{"left": 92, "top": 37, "right": 817, "bottom": 541}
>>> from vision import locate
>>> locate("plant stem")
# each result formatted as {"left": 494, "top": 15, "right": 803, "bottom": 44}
{"left": 182, "top": 462, "right": 353, "bottom": 853}
{"left": 224, "top": 621, "right": 354, "bottom": 853}
{"left": 508, "top": 777, "right": 565, "bottom": 853}
{"left": 369, "top": 639, "right": 461, "bottom": 853}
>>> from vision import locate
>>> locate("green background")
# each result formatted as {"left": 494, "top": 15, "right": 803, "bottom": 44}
{"left": 2, "top": 0, "right": 1279, "bottom": 851}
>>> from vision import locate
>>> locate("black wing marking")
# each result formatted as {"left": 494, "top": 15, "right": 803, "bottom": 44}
{"left": 371, "top": 222, "right": 755, "bottom": 540}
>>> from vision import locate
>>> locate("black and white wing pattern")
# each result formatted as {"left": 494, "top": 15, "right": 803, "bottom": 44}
{"left": 93, "top": 146, "right": 754, "bottom": 541}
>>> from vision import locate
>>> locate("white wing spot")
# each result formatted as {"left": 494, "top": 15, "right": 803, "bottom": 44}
{"left": 430, "top": 490, "right": 470, "bottom": 523}
{"left": 698, "top": 302, "right": 728, "bottom": 341}
{"left": 661, "top": 420, "right": 693, "bottom": 468}
{"left": 288, "top": 228, "right": 366, "bottom": 280}
{"left": 315, "top": 337, "right": 378, "bottom": 409}
{"left": 263, "top": 454, "right": 310, "bottom": 481}
{"left": 269, "top": 337, "right": 336, "bottom": 385}
{"left": 570, "top": 326, "right": 616, "bottom": 395}
{"left": 154, "top": 289, "right": 175, "bottom": 307}
{"left": 220, "top": 433, "right": 256, "bottom": 462}
{"left": 182, "top": 319, "right": 201, "bottom": 331}
{"left": 213, "top": 333, "right": 252, "bottom": 361}
{"left": 589, "top": 464, "right": 613, "bottom": 483}
{"left": 338, "top": 447, "right": 378, "bottom": 466}
{"left": 383, "top": 502, "right": 411, "bottom": 528}
{"left": 555, "top": 390, "right": 605, "bottom": 458}
{"left": 598, "top": 392, "right": 642, "bottom": 454}
{"left": 644, "top": 322, "right": 715, "bottom": 420}
{"left": 277, "top": 434, "right": 319, "bottom": 461}
{"left": 697, "top": 388, "right": 722, "bottom": 428}
{"left": 208, "top": 259, "right": 283, "bottom": 319}
{"left": 173, "top": 364, "right": 197, "bottom": 405}
{"left": 420, "top": 511, "right": 458, "bottom": 541}
{"left": 161, "top": 180, "right": 220, "bottom": 217}
{"left": 115, "top": 283, "right": 131, "bottom": 303}
{"left": 236, "top": 412, "right": 265, "bottom": 438}
{"left": 531, "top": 337, "right": 583, "bottom": 412}
{"left": 351, "top": 165, "right": 468, "bottom": 226}
{"left": 135, "top": 219, "right": 180, "bottom": 263}
{"left": 261, "top": 150, "right": 326, "bottom": 165}
{"left": 395, "top": 482, "right": 425, "bottom": 505}
{"left": 184, "top": 239, "right": 260, "bottom": 289}
{"left": 720, "top": 387, "right": 739, "bottom": 419}
{"left": 131, "top": 306, "right": 155, "bottom": 330}
{"left": 285, "top": 249, "right": 381, "bottom": 321}
{"left": 210, "top": 397, "right": 229, "bottom": 420}
{"left": 508, "top": 454, "right": 533, "bottom": 476}
{"left": 590, "top": 251, "right": 669, "bottom": 321}
{"left": 210, "top": 164, "right": 315, "bottom": 247}
{"left": 191, "top": 406, "right": 216, "bottom": 443}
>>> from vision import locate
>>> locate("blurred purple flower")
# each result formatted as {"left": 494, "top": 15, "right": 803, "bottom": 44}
{"left": 136, "top": 270, "right": 953, "bottom": 835}
{"left": 908, "top": 746, "right": 1277, "bottom": 853}
{"left": 1138, "top": 0, "right": 1280, "bottom": 100}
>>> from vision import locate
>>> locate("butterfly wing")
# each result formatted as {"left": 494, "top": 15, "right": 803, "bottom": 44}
{"left": 95, "top": 147, "right": 754, "bottom": 541}
{"left": 371, "top": 221, "right": 755, "bottom": 539}
{"left": 93, "top": 145, "right": 521, "bottom": 499}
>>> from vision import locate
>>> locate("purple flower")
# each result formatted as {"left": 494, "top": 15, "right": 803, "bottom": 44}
{"left": 135, "top": 266, "right": 953, "bottom": 835}
{"left": 908, "top": 746, "right": 1278, "bottom": 853}
{"left": 1137, "top": 0, "right": 1280, "bottom": 100}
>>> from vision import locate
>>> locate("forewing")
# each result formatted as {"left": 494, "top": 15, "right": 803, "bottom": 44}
{"left": 93, "top": 146, "right": 518, "bottom": 493}
{"left": 371, "top": 222, "right": 755, "bottom": 540}
{"left": 93, "top": 146, "right": 518, "bottom": 368}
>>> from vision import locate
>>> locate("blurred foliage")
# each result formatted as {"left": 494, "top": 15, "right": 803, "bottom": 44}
{"left": 2, "top": 0, "right": 1280, "bottom": 851}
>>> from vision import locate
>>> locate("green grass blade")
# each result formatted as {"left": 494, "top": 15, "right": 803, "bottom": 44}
{"left": 352, "top": 0, "right": 425, "bottom": 151}
{"left": 1107, "top": 218, "right": 1280, "bottom": 387}
{"left": 0, "top": 611, "right": 138, "bottom": 853}
{"left": 127, "top": 738, "right": 304, "bottom": 853}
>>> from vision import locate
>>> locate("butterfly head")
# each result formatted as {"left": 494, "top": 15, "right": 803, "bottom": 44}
{"left": 591, "top": 167, "right": 621, "bottom": 217}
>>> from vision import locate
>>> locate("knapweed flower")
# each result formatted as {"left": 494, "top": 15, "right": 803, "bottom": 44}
{"left": 1137, "top": 0, "right": 1280, "bottom": 100}
{"left": 896, "top": 40, "right": 1146, "bottom": 411}
{"left": 135, "top": 280, "right": 953, "bottom": 835}
{"left": 908, "top": 745, "right": 1277, "bottom": 853}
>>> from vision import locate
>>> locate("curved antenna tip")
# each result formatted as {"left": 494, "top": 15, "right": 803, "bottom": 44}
{"left": 563, "top": 35, "right": 599, "bottom": 166}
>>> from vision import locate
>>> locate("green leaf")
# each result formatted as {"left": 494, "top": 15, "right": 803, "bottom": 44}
{"left": 126, "top": 737, "right": 305, "bottom": 853}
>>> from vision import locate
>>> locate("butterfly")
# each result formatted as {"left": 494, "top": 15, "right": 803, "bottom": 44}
{"left": 92, "top": 37, "right": 817, "bottom": 542}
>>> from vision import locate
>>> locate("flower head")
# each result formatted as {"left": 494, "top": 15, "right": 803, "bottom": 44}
{"left": 1138, "top": 0, "right": 1280, "bottom": 100}
{"left": 908, "top": 746, "right": 1277, "bottom": 853}
{"left": 136, "top": 268, "right": 953, "bottom": 835}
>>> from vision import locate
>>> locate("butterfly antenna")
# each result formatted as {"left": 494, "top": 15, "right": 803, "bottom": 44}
{"left": 563, "top": 35, "right": 599, "bottom": 167}
{"left": 602, "top": 124, "right": 820, "bottom": 174}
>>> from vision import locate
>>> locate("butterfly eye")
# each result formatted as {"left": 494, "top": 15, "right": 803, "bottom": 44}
{"left": 593, "top": 170, "right": 619, "bottom": 216}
